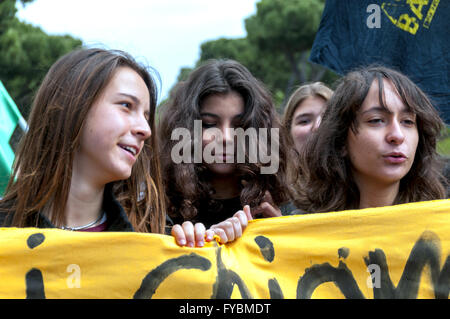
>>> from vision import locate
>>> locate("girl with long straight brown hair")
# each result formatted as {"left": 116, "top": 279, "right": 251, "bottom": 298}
{"left": 0, "top": 48, "right": 200, "bottom": 243}
{"left": 294, "top": 65, "right": 447, "bottom": 213}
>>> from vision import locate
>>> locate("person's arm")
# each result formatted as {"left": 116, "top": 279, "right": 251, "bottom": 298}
{"left": 250, "top": 191, "right": 282, "bottom": 218}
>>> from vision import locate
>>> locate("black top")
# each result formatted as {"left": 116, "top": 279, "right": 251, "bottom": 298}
{"left": 165, "top": 197, "right": 306, "bottom": 232}
{"left": 166, "top": 196, "right": 243, "bottom": 231}
{"left": 195, "top": 196, "right": 243, "bottom": 229}
{"left": 0, "top": 184, "right": 134, "bottom": 232}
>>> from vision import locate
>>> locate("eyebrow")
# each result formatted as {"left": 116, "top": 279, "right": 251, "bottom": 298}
{"left": 294, "top": 112, "right": 315, "bottom": 119}
{"left": 118, "top": 93, "right": 140, "bottom": 104}
{"left": 118, "top": 93, "right": 150, "bottom": 118}
{"left": 361, "top": 106, "right": 414, "bottom": 115}
{"left": 200, "top": 112, "right": 244, "bottom": 119}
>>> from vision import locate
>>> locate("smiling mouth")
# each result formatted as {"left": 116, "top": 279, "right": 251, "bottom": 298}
{"left": 119, "top": 145, "right": 137, "bottom": 157}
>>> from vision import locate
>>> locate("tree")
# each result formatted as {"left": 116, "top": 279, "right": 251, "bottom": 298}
{"left": 0, "top": 0, "right": 82, "bottom": 119}
{"left": 171, "top": 0, "right": 339, "bottom": 111}
{"left": 199, "top": 37, "right": 291, "bottom": 101}
{"left": 245, "top": 0, "right": 338, "bottom": 108}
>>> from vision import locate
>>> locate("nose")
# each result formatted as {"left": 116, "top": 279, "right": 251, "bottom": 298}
{"left": 386, "top": 120, "right": 405, "bottom": 145}
{"left": 132, "top": 114, "right": 152, "bottom": 141}
{"left": 222, "top": 126, "right": 234, "bottom": 143}
{"left": 312, "top": 115, "right": 322, "bottom": 132}
{"left": 220, "top": 125, "right": 235, "bottom": 154}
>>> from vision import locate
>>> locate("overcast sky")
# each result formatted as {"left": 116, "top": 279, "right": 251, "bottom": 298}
{"left": 16, "top": 0, "right": 258, "bottom": 101}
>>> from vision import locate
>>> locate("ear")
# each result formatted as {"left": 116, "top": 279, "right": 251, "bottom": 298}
{"left": 340, "top": 146, "right": 348, "bottom": 158}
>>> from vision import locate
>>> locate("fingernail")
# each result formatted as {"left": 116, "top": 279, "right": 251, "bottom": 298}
{"left": 197, "top": 241, "right": 204, "bottom": 247}
{"left": 179, "top": 239, "right": 186, "bottom": 246}
{"left": 188, "top": 242, "right": 194, "bottom": 247}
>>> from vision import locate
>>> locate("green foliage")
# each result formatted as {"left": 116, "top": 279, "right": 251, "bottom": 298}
{"left": 245, "top": 0, "right": 338, "bottom": 110}
{"left": 199, "top": 38, "right": 251, "bottom": 62}
{"left": 170, "top": 0, "right": 339, "bottom": 112}
{"left": 176, "top": 66, "right": 194, "bottom": 82}
{"left": 438, "top": 127, "right": 450, "bottom": 156}
{"left": 245, "top": 0, "right": 323, "bottom": 53}
{"left": 0, "top": 0, "right": 82, "bottom": 119}
{"left": 0, "top": 0, "right": 16, "bottom": 31}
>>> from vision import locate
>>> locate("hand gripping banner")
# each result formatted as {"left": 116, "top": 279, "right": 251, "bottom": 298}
{"left": 0, "top": 199, "right": 449, "bottom": 299}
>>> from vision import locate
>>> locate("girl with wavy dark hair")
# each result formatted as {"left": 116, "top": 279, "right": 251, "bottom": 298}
{"left": 158, "top": 59, "right": 297, "bottom": 245}
{"left": 0, "top": 48, "right": 201, "bottom": 244}
{"left": 294, "top": 65, "right": 447, "bottom": 213}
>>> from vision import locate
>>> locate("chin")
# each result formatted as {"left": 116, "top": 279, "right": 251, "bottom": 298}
{"left": 378, "top": 172, "right": 409, "bottom": 185}
{"left": 108, "top": 166, "right": 133, "bottom": 182}
{"left": 207, "top": 163, "right": 237, "bottom": 175}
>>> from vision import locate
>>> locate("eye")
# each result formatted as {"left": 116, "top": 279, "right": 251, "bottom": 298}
{"left": 295, "top": 117, "right": 312, "bottom": 126}
{"left": 368, "top": 118, "right": 383, "bottom": 124}
{"left": 232, "top": 118, "right": 244, "bottom": 128}
{"left": 119, "top": 101, "right": 132, "bottom": 109}
{"left": 202, "top": 122, "right": 216, "bottom": 128}
{"left": 402, "top": 118, "right": 416, "bottom": 126}
{"left": 297, "top": 119, "right": 312, "bottom": 125}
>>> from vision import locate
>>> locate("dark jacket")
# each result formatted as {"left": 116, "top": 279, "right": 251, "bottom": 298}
{"left": 0, "top": 184, "right": 134, "bottom": 232}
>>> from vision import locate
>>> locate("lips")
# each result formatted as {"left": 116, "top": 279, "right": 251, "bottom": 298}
{"left": 118, "top": 144, "right": 140, "bottom": 158}
{"left": 383, "top": 152, "right": 407, "bottom": 164}
{"left": 215, "top": 153, "right": 235, "bottom": 163}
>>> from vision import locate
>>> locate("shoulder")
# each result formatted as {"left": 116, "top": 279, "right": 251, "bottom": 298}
{"left": 0, "top": 199, "right": 15, "bottom": 227}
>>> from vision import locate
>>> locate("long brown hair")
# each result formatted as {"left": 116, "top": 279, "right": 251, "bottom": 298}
{"left": 294, "top": 65, "right": 446, "bottom": 213}
{"left": 0, "top": 48, "right": 166, "bottom": 233}
{"left": 158, "top": 59, "right": 297, "bottom": 222}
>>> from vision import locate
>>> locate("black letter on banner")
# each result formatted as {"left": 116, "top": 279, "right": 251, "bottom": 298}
{"left": 255, "top": 236, "right": 275, "bottom": 262}
{"left": 364, "top": 231, "right": 450, "bottom": 299}
{"left": 297, "top": 248, "right": 365, "bottom": 299}
{"left": 268, "top": 278, "right": 284, "bottom": 299}
{"left": 27, "top": 233, "right": 45, "bottom": 249}
{"left": 254, "top": 236, "right": 284, "bottom": 298}
{"left": 134, "top": 253, "right": 211, "bottom": 299}
{"left": 26, "top": 268, "right": 46, "bottom": 299}
{"left": 25, "top": 233, "right": 46, "bottom": 299}
{"left": 211, "top": 247, "right": 253, "bottom": 299}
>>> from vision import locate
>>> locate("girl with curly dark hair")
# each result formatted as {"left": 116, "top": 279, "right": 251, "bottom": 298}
{"left": 158, "top": 59, "right": 297, "bottom": 245}
{"left": 294, "top": 65, "right": 447, "bottom": 213}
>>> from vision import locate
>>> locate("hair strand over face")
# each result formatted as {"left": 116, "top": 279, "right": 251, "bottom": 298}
{"left": 293, "top": 65, "right": 446, "bottom": 213}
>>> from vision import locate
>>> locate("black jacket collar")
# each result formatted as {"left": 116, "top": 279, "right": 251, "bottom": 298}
{"left": 34, "top": 184, "right": 134, "bottom": 231}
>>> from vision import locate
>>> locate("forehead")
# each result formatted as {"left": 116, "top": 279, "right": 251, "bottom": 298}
{"left": 200, "top": 92, "right": 244, "bottom": 116}
{"left": 359, "top": 78, "right": 409, "bottom": 114}
{"left": 103, "top": 67, "right": 150, "bottom": 107}
{"left": 293, "top": 96, "right": 326, "bottom": 116}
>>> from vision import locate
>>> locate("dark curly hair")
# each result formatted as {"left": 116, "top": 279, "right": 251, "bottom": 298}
{"left": 158, "top": 59, "right": 297, "bottom": 223}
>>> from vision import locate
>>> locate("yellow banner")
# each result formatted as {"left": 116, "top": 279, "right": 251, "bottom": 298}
{"left": 0, "top": 199, "right": 449, "bottom": 299}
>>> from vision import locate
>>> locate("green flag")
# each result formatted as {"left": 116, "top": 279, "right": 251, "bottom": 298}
{"left": 0, "top": 80, "right": 27, "bottom": 196}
